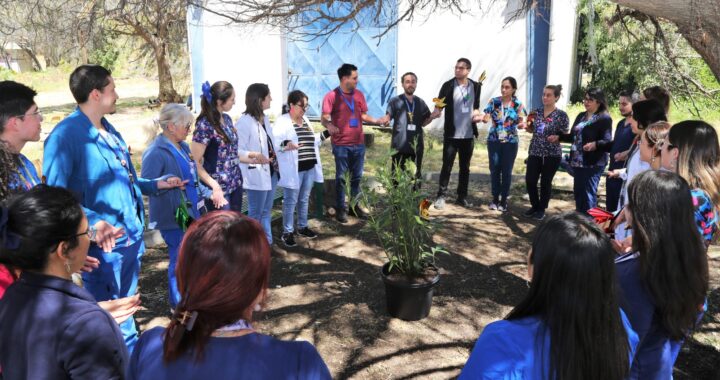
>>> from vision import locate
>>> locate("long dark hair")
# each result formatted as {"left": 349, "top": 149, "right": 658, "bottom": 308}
{"left": 627, "top": 170, "right": 709, "bottom": 339}
{"left": 507, "top": 212, "right": 630, "bottom": 380}
{"left": 244, "top": 83, "right": 270, "bottom": 122}
{"left": 163, "top": 211, "right": 270, "bottom": 362}
{"left": 0, "top": 185, "right": 83, "bottom": 271}
{"left": 196, "top": 81, "right": 233, "bottom": 144}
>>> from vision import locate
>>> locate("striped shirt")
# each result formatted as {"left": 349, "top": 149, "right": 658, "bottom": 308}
{"left": 294, "top": 120, "right": 317, "bottom": 172}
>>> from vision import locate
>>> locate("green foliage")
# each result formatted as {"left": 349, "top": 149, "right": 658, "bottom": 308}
{"left": 576, "top": 0, "right": 720, "bottom": 115}
{"left": 0, "top": 66, "right": 15, "bottom": 81}
{"left": 355, "top": 154, "right": 447, "bottom": 277}
{"left": 88, "top": 33, "right": 121, "bottom": 72}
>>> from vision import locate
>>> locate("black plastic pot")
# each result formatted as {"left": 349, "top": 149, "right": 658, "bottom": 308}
{"left": 380, "top": 263, "right": 440, "bottom": 321}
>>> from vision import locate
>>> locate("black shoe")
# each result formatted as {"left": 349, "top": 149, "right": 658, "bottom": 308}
{"left": 456, "top": 198, "right": 473, "bottom": 208}
{"left": 533, "top": 211, "right": 546, "bottom": 220}
{"left": 336, "top": 210, "right": 348, "bottom": 223}
{"left": 297, "top": 227, "right": 318, "bottom": 239}
{"left": 523, "top": 208, "right": 537, "bottom": 217}
{"left": 349, "top": 205, "right": 368, "bottom": 219}
{"left": 281, "top": 233, "right": 297, "bottom": 247}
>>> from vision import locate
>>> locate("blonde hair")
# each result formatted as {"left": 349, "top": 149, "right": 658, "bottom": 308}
{"left": 644, "top": 121, "right": 671, "bottom": 160}
{"left": 669, "top": 121, "right": 720, "bottom": 229}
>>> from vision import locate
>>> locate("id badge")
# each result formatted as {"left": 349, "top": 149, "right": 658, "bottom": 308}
{"left": 407, "top": 124, "right": 416, "bottom": 131}
{"left": 461, "top": 106, "right": 470, "bottom": 113}
{"left": 536, "top": 122, "right": 545, "bottom": 135}
{"left": 349, "top": 118, "right": 359, "bottom": 128}
{"left": 196, "top": 200, "right": 205, "bottom": 211}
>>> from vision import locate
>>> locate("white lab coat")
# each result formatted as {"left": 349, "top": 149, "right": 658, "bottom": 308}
{"left": 272, "top": 113, "right": 325, "bottom": 189}
{"left": 236, "top": 113, "right": 274, "bottom": 191}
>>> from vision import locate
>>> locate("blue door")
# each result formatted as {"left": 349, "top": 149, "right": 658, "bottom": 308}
{"left": 286, "top": 2, "right": 398, "bottom": 119}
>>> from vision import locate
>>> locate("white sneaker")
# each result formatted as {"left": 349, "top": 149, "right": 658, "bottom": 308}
{"left": 434, "top": 197, "right": 446, "bottom": 210}
{"left": 488, "top": 202, "right": 498, "bottom": 211}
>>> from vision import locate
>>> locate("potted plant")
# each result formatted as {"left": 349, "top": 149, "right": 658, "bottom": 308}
{"left": 353, "top": 158, "right": 446, "bottom": 321}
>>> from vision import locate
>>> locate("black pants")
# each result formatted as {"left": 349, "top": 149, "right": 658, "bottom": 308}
{"left": 390, "top": 148, "right": 424, "bottom": 180}
{"left": 437, "top": 138, "right": 474, "bottom": 199}
{"left": 605, "top": 176, "right": 623, "bottom": 212}
{"left": 525, "top": 155, "right": 561, "bottom": 211}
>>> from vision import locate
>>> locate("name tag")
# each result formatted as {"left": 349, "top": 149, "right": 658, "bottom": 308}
{"left": 407, "top": 124, "right": 416, "bottom": 131}
{"left": 349, "top": 118, "right": 359, "bottom": 128}
{"left": 461, "top": 106, "right": 470, "bottom": 113}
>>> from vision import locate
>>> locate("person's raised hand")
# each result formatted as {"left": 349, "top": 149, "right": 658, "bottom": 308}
{"left": 93, "top": 221, "right": 125, "bottom": 253}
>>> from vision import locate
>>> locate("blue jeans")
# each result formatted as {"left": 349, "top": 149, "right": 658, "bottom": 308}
{"left": 82, "top": 240, "right": 144, "bottom": 352}
{"left": 333, "top": 144, "right": 365, "bottom": 210}
{"left": 282, "top": 169, "right": 315, "bottom": 234}
{"left": 573, "top": 166, "right": 604, "bottom": 213}
{"left": 205, "top": 187, "right": 243, "bottom": 212}
{"left": 159, "top": 228, "right": 184, "bottom": 309}
{"left": 246, "top": 173, "right": 278, "bottom": 244}
{"left": 487, "top": 141, "right": 519, "bottom": 201}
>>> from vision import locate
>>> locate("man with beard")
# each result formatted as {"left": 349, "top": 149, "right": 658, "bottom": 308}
{"left": 43, "top": 64, "right": 184, "bottom": 351}
{"left": 605, "top": 90, "right": 638, "bottom": 212}
{"left": 385, "top": 72, "right": 441, "bottom": 181}
{"left": 321, "top": 63, "right": 390, "bottom": 223}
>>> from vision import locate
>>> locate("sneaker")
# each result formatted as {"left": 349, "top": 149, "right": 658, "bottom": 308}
{"left": 523, "top": 208, "right": 537, "bottom": 217}
{"left": 297, "top": 227, "right": 318, "bottom": 239}
{"left": 533, "top": 211, "right": 545, "bottom": 220}
{"left": 434, "top": 197, "right": 446, "bottom": 210}
{"left": 281, "top": 233, "right": 297, "bottom": 247}
{"left": 336, "top": 210, "right": 348, "bottom": 224}
{"left": 456, "top": 198, "right": 473, "bottom": 208}
{"left": 498, "top": 202, "right": 508, "bottom": 212}
{"left": 488, "top": 202, "right": 498, "bottom": 211}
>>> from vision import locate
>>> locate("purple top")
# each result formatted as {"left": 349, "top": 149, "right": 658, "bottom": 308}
{"left": 192, "top": 114, "right": 243, "bottom": 194}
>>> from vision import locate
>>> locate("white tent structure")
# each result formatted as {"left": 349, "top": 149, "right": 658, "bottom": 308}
{"left": 186, "top": 0, "right": 579, "bottom": 124}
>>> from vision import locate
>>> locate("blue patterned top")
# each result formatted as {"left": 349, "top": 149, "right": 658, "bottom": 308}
{"left": 7, "top": 153, "right": 40, "bottom": 193}
{"left": 484, "top": 96, "right": 526, "bottom": 143}
{"left": 691, "top": 188, "right": 718, "bottom": 245}
{"left": 192, "top": 114, "right": 242, "bottom": 194}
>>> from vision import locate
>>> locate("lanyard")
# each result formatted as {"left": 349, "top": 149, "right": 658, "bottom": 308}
{"left": 170, "top": 143, "right": 200, "bottom": 190}
{"left": 337, "top": 88, "right": 355, "bottom": 114}
{"left": 97, "top": 129, "right": 138, "bottom": 201}
{"left": 456, "top": 80, "right": 471, "bottom": 106}
{"left": 403, "top": 95, "right": 415, "bottom": 123}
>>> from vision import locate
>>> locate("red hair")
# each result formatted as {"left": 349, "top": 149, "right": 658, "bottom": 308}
{"left": 162, "top": 211, "right": 271, "bottom": 362}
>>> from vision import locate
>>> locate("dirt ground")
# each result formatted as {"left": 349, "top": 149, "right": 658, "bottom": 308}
{"left": 134, "top": 179, "right": 720, "bottom": 380}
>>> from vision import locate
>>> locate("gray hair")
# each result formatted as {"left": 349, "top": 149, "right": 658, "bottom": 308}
{"left": 157, "top": 103, "right": 192, "bottom": 130}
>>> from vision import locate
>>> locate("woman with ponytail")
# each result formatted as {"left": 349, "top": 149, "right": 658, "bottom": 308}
{"left": 191, "top": 81, "right": 243, "bottom": 211}
{"left": 127, "top": 211, "right": 331, "bottom": 379}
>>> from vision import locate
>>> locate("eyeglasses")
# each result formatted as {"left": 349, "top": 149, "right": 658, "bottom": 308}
{"left": 294, "top": 103, "right": 309, "bottom": 111}
{"left": 75, "top": 227, "right": 97, "bottom": 242}
{"left": 454, "top": 66, "right": 469, "bottom": 70}
{"left": 583, "top": 97, "right": 596, "bottom": 103}
{"left": 15, "top": 109, "right": 43, "bottom": 120}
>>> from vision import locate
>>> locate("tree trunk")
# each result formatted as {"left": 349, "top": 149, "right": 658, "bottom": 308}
{"left": 155, "top": 41, "right": 182, "bottom": 103}
{"left": 611, "top": 0, "right": 720, "bottom": 82}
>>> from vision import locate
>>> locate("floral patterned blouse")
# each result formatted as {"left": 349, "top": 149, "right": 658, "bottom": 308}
{"left": 527, "top": 107, "right": 570, "bottom": 157}
{"left": 691, "top": 188, "right": 718, "bottom": 245}
{"left": 484, "top": 96, "right": 526, "bottom": 144}
{"left": 192, "top": 114, "right": 243, "bottom": 194}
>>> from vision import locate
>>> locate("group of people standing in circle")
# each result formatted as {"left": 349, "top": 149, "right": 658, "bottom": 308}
{"left": 0, "top": 56, "right": 718, "bottom": 379}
